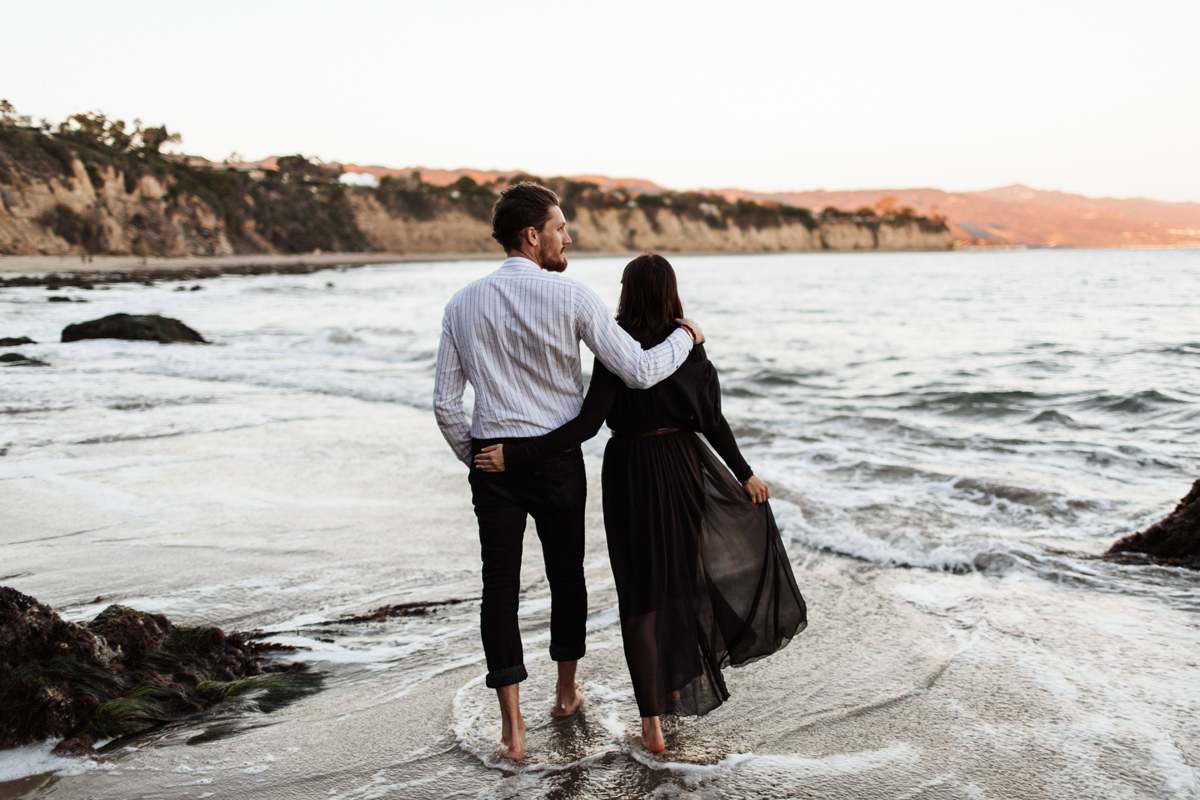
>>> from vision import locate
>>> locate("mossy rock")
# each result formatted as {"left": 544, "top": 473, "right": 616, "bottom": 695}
{"left": 87, "top": 604, "right": 174, "bottom": 667}
{"left": 1, "top": 588, "right": 313, "bottom": 749}
{"left": 61, "top": 313, "right": 207, "bottom": 344}
{"left": 0, "top": 336, "right": 35, "bottom": 346}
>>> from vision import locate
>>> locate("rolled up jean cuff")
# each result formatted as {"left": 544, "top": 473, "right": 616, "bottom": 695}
{"left": 485, "top": 664, "right": 528, "bottom": 689}
{"left": 549, "top": 642, "right": 585, "bottom": 662}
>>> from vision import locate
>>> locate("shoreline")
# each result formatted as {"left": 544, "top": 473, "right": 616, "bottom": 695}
{"left": 0, "top": 251, "right": 694, "bottom": 287}
{"left": 0, "top": 251, "right": 696, "bottom": 289}
{"left": 0, "top": 247, "right": 965, "bottom": 287}
{"left": 0, "top": 252, "right": 487, "bottom": 288}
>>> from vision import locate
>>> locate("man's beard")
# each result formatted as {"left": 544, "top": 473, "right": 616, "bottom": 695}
{"left": 539, "top": 242, "right": 568, "bottom": 273}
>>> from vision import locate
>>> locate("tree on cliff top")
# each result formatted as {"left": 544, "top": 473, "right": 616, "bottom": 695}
{"left": 0, "top": 100, "right": 33, "bottom": 129}
{"left": 51, "top": 110, "right": 181, "bottom": 156}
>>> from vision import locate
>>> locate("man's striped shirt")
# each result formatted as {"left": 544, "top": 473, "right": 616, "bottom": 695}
{"left": 433, "top": 257, "right": 693, "bottom": 464}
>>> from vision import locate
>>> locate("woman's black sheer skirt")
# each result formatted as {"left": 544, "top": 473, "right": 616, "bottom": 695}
{"left": 602, "top": 430, "right": 807, "bottom": 719}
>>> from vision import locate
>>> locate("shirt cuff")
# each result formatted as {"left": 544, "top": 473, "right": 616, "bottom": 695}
{"left": 672, "top": 327, "right": 694, "bottom": 350}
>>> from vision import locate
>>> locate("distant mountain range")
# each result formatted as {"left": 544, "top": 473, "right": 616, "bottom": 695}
{"left": 231, "top": 158, "right": 1200, "bottom": 250}
{"left": 738, "top": 185, "right": 1200, "bottom": 249}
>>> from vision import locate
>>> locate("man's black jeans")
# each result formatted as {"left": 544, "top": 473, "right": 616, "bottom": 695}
{"left": 469, "top": 442, "right": 588, "bottom": 689}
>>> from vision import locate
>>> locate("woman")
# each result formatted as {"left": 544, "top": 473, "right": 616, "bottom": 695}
{"left": 474, "top": 254, "right": 806, "bottom": 752}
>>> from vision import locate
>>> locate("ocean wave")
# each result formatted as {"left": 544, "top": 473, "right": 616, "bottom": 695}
{"left": 746, "top": 368, "right": 830, "bottom": 386}
{"left": 903, "top": 390, "right": 1050, "bottom": 418}
{"left": 1075, "top": 389, "right": 1187, "bottom": 414}
{"left": 774, "top": 503, "right": 1200, "bottom": 610}
{"left": 1142, "top": 342, "right": 1200, "bottom": 356}
{"left": 813, "top": 414, "right": 931, "bottom": 438}
{"left": 1025, "top": 409, "right": 1088, "bottom": 428}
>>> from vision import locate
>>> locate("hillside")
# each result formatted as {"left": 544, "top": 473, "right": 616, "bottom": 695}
{"left": 0, "top": 110, "right": 952, "bottom": 259}
{"left": 734, "top": 186, "right": 1200, "bottom": 249}
{"left": 327, "top": 163, "right": 1200, "bottom": 250}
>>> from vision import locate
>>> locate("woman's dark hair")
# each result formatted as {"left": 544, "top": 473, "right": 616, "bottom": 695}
{"left": 616, "top": 253, "right": 684, "bottom": 348}
{"left": 491, "top": 182, "right": 559, "bottom": 251}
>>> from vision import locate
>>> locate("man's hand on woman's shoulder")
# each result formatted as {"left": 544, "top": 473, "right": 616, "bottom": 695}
{"left": 675, "top": 318, "right": 705, "bottom": 344}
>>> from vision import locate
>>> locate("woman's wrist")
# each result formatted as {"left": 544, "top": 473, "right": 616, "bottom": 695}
{"left": 678, "top": 322, "right": 697, "bottom": 344}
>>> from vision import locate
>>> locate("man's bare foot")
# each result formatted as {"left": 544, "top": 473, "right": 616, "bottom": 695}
{"left": 641, "top": 716, "right": 665, "bottom": 753}
{"left": 551, "top": 682, "right": 584, "bottom": 717}
{"left": 500, "top": 715, "right": 526, "bottom": 760}
{"left": 497, "top": 684, "right": 525, "bottom": 760}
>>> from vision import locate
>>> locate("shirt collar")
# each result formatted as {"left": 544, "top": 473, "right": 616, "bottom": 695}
{"left": 500, "top": 256, "right": 543, "bottom": 273}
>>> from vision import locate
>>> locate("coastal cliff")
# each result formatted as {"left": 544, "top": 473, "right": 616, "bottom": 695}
{"left": 0, "top": 111, "right": 952, "bottom": 258}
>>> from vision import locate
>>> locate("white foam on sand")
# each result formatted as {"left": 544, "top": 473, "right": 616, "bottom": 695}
{"left": 0, "top": 741, "right": 82, "bottom": 782}
{"left": 894, "top": 571, "right": 1200, "bottom": 798}
{"left": 634, "top": 743, "right": 919, "bottom": 787}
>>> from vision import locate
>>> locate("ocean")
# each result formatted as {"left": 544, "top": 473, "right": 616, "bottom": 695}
{"left": 2, "top": 248, "right": 1199, "bottom": 798}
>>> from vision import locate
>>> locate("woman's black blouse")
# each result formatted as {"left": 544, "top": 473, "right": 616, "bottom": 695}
{"left": 504, "top": 343, "right": 753, "bottom": 482}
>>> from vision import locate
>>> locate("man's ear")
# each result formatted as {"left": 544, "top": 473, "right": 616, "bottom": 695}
{"left": 523, "top": 225, "right": 538, "bottom": 247}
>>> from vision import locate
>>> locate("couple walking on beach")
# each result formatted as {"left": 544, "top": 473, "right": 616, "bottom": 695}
{"left": 433, "top": 183, "right": 806, "bottom": 758}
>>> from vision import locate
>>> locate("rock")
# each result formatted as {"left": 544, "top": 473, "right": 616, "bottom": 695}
{"left": 0, "top": 336, "right": 35, "bottom": 346}
{"left": 0, "top": 587, "right": 114, "bottom": 749}
{"left": 1106, "top": 480, "right": 1200, "bottom": 570}
{"left": 0, "top": 587, "right": 309, "bottom": 751}
{"left": 0, "top": 353, "right": 50, "bottom": 367}
{"left": 51, "top": 738, "right": 96, "bottom": 757}
{"left": 86, "top": 605, "right": 175, "bottom": 670}
{"left": 61, "top": 314, "right": 207, "bottom": 344}
{"left": 48, "top": 296, "right": 86, "bottom": 303}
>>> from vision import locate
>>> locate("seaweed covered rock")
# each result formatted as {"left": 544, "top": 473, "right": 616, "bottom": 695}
{"left": 0, "top": 588, "right": 115, "bottom": 749}
{"left": 0, "top": 588, "right": 305, "bottom": 754}
{"left": 1106, "top": 480, "right": 1200, "bottom": 570}
{"left": 0, "top": 336, "right": 36, "bottom": 346}
{"left": 86, "top": 605, "right": 175, "bottom": 670}
{"left": 61, "top": 313, "right": 207, "bottom": 344}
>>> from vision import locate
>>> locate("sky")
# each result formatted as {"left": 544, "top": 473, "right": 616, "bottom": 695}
{"left": 5, "top": 0, "right": 1199, "bottom": 202}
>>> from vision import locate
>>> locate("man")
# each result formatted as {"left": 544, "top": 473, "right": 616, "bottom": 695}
{"left": 433, "top": 182, "right": 704, "bottom": 759}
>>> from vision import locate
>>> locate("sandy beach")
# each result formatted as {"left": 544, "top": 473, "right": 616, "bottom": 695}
{"left": 2, "top": 251, "right": 1198, "bottom": 798}
{"left": 0, "top": 253, "right": 491, "bottom": 287}
{"left": 4, "top": 387, "right": 1196, "bottom": 799}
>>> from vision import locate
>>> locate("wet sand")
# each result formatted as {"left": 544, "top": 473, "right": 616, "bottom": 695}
{"left": 0, "top": 253, "right": 488, "bottom": 288}
{"left": 4, "top": 388, "right": 1197, "bottom": 798}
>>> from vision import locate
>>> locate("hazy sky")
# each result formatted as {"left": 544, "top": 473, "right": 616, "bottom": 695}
{"left": 6, "top": 0, "right": 1198, "bottom": 202}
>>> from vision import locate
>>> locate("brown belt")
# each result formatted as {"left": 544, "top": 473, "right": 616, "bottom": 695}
{"left": 613, "top": 427, "right": 681, "bottom": 439}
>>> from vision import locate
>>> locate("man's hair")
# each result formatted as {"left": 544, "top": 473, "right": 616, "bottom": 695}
{"left": 491, "top": 182, "right": 560, "bottom": 251}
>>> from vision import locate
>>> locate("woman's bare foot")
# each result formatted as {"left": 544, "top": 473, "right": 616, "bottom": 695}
{"left": 500, "top": 716, "right": 526, "bottom": 760}
{"left": 551, "top": 682, "right": 584, "bottom": 717}
{"left": 641, "top": 716, "right": 665, "bottom": 753}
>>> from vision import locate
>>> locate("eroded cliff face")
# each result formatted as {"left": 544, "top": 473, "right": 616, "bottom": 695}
{"left": 0, "top": 154, "right": 952, "bottom": 257}
{"left": 349, "top": 193, "right": 495, "bottom": 254}
{"left": 565, "top": 208, "right": 951, "bottom": 253}
{"left": 350, "top": 203, "right": 952, "bottom": 255}
{"left": 0, "top": 159, "right": 236, "bottom": 257}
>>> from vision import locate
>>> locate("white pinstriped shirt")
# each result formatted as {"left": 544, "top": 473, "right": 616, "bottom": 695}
{"left": 433, "top": 257, "right": 693, "bottom": 464}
